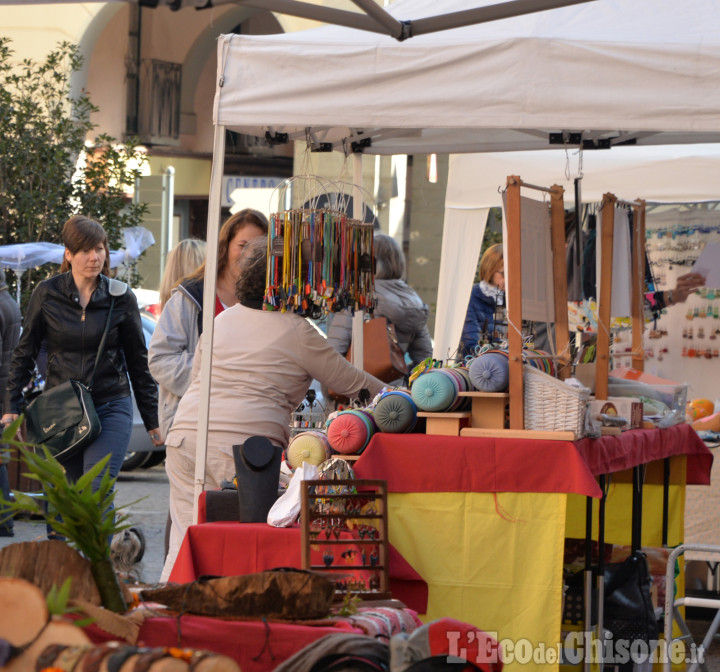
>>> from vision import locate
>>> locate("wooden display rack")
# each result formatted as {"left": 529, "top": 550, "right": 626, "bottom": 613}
{"left": 593, "top": 193, "right": 647, "bottom": 400}
{"left": 458, "top": 391, "right": 508, "bottom": 430}
{"left": 300, "top": 479, "right": 390, "bottom": 600}
{"left": 416, "top": 411, "right": 471, "bottom": 436}
{"left": 415, "top": 179, "right": 647, "bottom": 440}
{"left": 504, "top": 176, "right": 571, "bottom": 430}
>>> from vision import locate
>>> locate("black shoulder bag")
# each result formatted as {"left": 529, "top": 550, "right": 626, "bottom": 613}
{"left": 24, "top": 285, "right": 123, "bottom": 463}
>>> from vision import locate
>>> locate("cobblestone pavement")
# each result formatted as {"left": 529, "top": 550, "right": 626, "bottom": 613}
{"left": 0, "top": 463, "right": 169, "bottom": 585}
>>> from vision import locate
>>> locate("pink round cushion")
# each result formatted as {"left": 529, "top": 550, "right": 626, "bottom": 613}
{"left": 326, "top": 412, "right": 371, "bottom": 455}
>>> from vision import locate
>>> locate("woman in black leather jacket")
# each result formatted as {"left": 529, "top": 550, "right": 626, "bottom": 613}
{"left": 2, "top": 216, "right": 161, "bottom": 497}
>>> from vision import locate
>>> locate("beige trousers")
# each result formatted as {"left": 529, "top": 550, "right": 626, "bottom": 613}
{"left": 160, "top": 430, "right": 236, "bottom": 582}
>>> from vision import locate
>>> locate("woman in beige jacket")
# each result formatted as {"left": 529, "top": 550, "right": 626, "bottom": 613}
{"left": 161, "top": 236, "right": 384, "bottom": 581}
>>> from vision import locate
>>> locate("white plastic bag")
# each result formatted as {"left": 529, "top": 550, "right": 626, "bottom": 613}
{"left": 267, "top": 462, "right": 318, "bottom": 527}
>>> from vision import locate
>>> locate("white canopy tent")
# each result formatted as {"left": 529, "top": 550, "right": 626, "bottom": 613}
{"left": 193, "top": 0, "right": 720, "bottom": 508}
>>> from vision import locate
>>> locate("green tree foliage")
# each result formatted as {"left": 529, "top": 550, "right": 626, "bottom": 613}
{"left": 0, "top": 38, "right": 148, "bottom": 309}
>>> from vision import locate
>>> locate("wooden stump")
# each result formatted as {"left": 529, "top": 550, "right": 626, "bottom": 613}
{"left": 0, "top": 540, "right": 133, "bottom": 607}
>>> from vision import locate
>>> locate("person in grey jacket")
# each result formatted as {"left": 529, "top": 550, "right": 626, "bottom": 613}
{"left": 148, "top": 209, "right": 268, "bottom": 438}
{"left": 0, "top": 268, "right": 21, "bottom": 536}
{"left": 326, "top": 233, "right": 433, "bottom": 372}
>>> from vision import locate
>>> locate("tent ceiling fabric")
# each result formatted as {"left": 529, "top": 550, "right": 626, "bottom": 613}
{"left": 214, "top": 0, "right": 720, "bottom": 154}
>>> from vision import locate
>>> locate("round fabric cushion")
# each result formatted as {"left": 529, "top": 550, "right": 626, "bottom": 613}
{"left": 468, "top": 352, "right": 510, "bottom": 392}
{"left": 441, "top": 368, "right": 472, "bottom": 411}
{"left": 411, "top": 370, "right": 457, "bottom": 412}
{"left": 345, "top": 410, "right": 376, "bottom": 452}
{"left": 327, "top": 411, "right": 372, "bottom": 455}
{"left": 286, "top": 431, "right": 331, "bottom": 469}
{"left": 374, "top": 391, "right": 418, "bottom": 433}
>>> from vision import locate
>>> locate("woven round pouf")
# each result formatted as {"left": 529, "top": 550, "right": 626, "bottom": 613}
{"left": 468, "top": 351, "right": 510, "bottom": 392}
{"left": 411, "top": 370, "right": 458, "bottom": 412}
{"left": 286, "top": 431, "right": 331, "bottom": 469}
{"left": 373, "top": 391, "right": 418, "bottom": 433}
{"left": 326, "top": 410, "right": 375, "bottom": 455}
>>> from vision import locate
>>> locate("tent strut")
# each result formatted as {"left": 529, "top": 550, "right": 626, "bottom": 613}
{"left": 349, "top": 0, "right": 405, "bottom": 39}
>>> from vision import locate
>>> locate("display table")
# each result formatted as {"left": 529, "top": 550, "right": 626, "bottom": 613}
{"left": 351, "top": 423, "right": 712, "bottom": 672}
{"left": 168, "top": 521, "right": 429, "bottom": 613}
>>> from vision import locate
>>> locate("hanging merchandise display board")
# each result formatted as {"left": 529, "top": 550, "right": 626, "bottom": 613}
{"left": 644, "top": 206, "right": 720, "bottom": 403}
{"left": 263, "top": 178, "right": 376, "bottom": 318}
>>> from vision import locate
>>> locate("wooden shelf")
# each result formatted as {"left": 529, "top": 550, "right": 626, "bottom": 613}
{"left": 460, "top": 427, "right": 578, "bottom": 440}
{"left": 417, "top": 411, "right": 471, "bottom": 436}
{"left": 308, "top": 538, "right": 381, "bottom": 545}
{"left": 308, "top": 513, "right": 382, "bottom": 520}
{"left": 457, "top": 391, "right": 509, "bottom": 398}
{"left": 311, "top": 564, "right": 385, "bottom": 571}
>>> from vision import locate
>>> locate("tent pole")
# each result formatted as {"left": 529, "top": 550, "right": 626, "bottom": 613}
{"left": 505, "top": 175, "right": 524, "bottom": 429}
{"left": 348, "top": 0, "right": 403, "bottom": 38}
{"left": 550, "top": 184, "right": 571, "bottom": 379}
{"left": 595, "top": 194, "right": 615, "bottom": 400}
{"left": 351, "top": 153, "right": 364, "bottom": 371}
{"left": 192, "top": 123, "right": 226, "bottom": 525}
{"left": 409, "top": 0, "right": 598, "bottom": 37}
{"left": 234, "top": 0, "right": 386, "bottom": 35}
{"left": 631, "top": 201, "right": 646, "bottom": 371}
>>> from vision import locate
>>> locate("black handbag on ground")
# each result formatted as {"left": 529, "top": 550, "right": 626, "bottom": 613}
{"left": 603, "top": 550, "right": 659, "bottom": 648}
{"left": 24, "top": 285, "right": 122, "bottom": 463}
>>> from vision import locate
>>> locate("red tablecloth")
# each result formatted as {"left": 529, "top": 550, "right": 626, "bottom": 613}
{"left": 138, "top": 615, "right": 363, "bottom": 672}
{"left": 353, "top": 423, "right": 712, "bottom": 496}
{"left": 169, "top": 522, "right": 429, "bottom": 614}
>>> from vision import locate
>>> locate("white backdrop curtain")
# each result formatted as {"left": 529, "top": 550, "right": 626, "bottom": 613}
{"left": 432, "top": 206, "right": 488, "bottom": 361}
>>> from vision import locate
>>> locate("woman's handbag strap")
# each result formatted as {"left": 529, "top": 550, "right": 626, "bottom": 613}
{"left": 87, "top": 297, "right": 116, "bottom": 391}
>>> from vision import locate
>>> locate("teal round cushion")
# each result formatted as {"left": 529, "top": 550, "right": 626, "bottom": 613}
{"left": 469, "top": 352, "right": 510, "bottom": 392}
{"left": 374, "top": 391, "right": 418, "bottom": 433}
{"left": 411, "top": 370, "right": 457, "bottom": 412}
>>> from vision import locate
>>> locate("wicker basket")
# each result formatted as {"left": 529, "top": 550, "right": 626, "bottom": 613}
{"left": 524, "top": 365, "right": 590, "bottom": 436}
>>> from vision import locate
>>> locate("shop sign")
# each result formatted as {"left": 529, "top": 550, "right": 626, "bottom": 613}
{"left": 222, "top": 176, "right": 284, "bottom": 208}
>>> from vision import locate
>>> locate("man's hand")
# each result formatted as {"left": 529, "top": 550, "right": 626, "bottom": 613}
{"left": 673, "top": 272, "right": 706, "bottom": 304}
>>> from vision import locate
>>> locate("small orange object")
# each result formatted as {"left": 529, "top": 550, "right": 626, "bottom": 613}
{"left": 688, "top": 399, "right": 715, "bottom": 421}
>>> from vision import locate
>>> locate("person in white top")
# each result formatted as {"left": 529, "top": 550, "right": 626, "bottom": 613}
{"left": 160, "top": 236, "right": 384, "bottom": 581}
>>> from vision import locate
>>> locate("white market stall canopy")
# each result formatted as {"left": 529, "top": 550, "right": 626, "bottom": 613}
{"left": 192, "top": 0, "right": 720, "bottom": 510}
{"left": 214, "top": 0, "right": 720, "bottom": 154}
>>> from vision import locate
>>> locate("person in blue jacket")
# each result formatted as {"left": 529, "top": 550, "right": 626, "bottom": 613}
{"left": 459, "top": 243, "right": 505, "bottom": 358}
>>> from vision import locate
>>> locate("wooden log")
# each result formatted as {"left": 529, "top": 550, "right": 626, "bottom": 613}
{"left": 117, "top": 651, "right": 189, "bottom": 671}
{"left": 192, "top": 653, "right": 242, "bottom": 672}
{"left": 0, "top": 540, "right": 132, "bottom": 608}
{"left": 2, "top": 618, "right": 91, "bottom": 672}
{"left": 0, "top": 576, "right": 48, "bottom": 648}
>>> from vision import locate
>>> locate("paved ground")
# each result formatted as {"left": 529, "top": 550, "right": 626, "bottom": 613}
{"left": 0, "top": 463, "right": 170, "bottom": 585}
